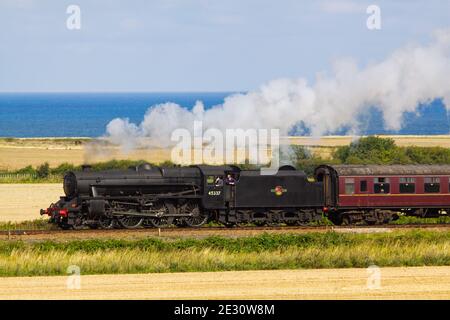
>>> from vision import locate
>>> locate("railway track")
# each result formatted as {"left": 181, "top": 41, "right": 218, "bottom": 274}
{"left": 1, "top": 223, "right": 450, "bottom": 237}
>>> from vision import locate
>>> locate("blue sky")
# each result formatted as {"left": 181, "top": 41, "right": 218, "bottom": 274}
{"left": 0, "top": 0, "right": 449, "bottom": 92}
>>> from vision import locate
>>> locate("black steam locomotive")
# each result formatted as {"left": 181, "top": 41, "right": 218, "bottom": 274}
{"left": 41, "top": 164, "right": 324, "bottom": 229}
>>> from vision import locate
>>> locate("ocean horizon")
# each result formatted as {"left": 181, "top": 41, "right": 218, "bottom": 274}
{"left": 0, "top": 92, "right": 449, "bottom": 138}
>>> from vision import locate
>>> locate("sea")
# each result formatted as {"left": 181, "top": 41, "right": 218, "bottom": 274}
{"left": 0, "top": 92, "right": 449, "bottom": 137}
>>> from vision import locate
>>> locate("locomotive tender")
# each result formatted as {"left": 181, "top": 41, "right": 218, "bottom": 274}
{"left": 41, "top": 163, "right": 450, "bottom": 229}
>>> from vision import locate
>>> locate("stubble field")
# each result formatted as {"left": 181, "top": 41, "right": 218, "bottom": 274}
{"left": 0, "top": 183, "right": 61, "bottom": 222}
{"left": 0, "top": 267, "right": 449, "bottom": 299}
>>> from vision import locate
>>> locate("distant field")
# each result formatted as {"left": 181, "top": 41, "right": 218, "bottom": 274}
{"left": 0, "top": 184, "right": 61, "bottom": 222}
{"left": 2, "top": 135, "right": 450, "bottom": 170}
{"left": 0, "top": 138, "right": 172, "bottom": 170}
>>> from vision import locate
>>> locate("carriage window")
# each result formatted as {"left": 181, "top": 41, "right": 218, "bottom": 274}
{"left": 360, "top": 180, "right": 367, "bottom": 192}
{"left": 424, "top": 177, "right": 440, "bottom": 193}
{"left": 399, "top": 177, "right": 415, "bottom": 193}
{"left": 345, "top": 178, "right": 355, "bottom": 194}
{"left": 374, "top": 177, "right": 390, "bottom": 194}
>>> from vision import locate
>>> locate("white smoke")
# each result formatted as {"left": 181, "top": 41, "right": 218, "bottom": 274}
{"left": 105, "top": 29, "right": 450, "bottom": 148}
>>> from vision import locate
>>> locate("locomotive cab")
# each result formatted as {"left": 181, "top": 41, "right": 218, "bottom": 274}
{"left": 195, "top": 165, "right": 239, "bottom": 210}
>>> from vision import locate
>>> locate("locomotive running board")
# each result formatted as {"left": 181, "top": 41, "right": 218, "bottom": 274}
{"left": 111, "top": 211, "right": 194, "bottom": 218}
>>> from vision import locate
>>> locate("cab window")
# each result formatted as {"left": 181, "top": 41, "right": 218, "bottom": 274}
{"left": 214, "top": 176, "right": 224, "bottom": 187}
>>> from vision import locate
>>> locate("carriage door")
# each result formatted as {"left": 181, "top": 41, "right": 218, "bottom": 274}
{"left": 323, "top": 172, "right": 333, "bottom": 207}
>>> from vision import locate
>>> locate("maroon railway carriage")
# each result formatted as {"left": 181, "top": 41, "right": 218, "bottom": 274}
{"left": 314, "top": 165, "right": 450, "bottom": 225}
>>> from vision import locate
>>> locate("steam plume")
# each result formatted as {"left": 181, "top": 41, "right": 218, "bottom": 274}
{"left": 104, "top": 29, "right": 450, "bottom": 148}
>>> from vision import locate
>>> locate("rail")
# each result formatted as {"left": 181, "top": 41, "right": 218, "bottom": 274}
{"left": 1, "top": 223, "right": 449, "bottom": 237}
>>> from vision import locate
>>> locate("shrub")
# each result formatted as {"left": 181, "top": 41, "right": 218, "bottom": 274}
{"left": 332, "top": 136, "right": 450, "bottom": 165}
{"left": 36, "top": 162, "right": 50, "bottom": 178}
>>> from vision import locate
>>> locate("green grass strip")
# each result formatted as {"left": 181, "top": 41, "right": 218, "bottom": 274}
{"left": 0, "top": 231, "right": 449, "bottom": 276}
